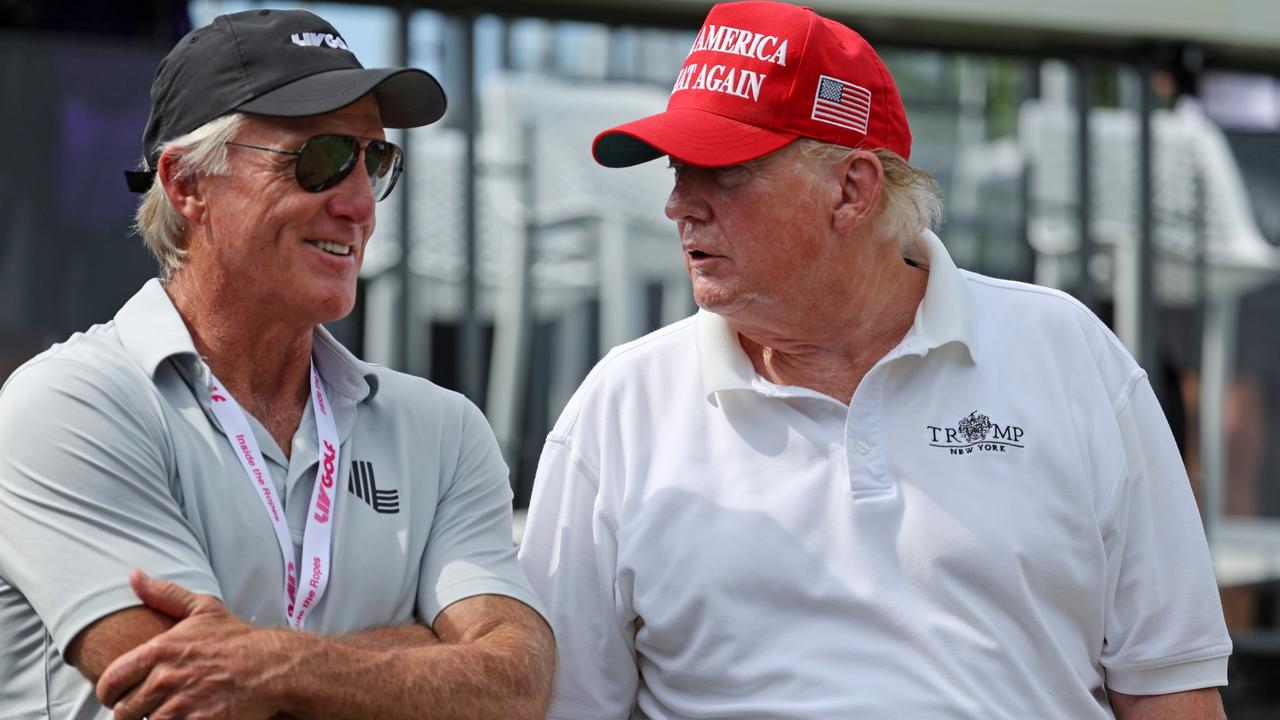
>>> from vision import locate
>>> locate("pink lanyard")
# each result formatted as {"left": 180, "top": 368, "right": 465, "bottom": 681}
{"left": 208, "top": 360, "right": 340, "bottom": 630}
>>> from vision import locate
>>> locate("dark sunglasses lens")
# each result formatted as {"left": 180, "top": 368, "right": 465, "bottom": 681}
{"left": 365, "top": 140, "right": 403, "bottom": 201}
{"left": 295, "top": 135, "right": 359, "bottom": 193}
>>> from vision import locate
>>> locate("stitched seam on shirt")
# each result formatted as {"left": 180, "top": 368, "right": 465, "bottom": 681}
{"left": 0, "top": 324, "right": 111, "bottom": 395}
{"left": 544, "top": 433, "right": 602, "bottom": 490}
{"left": 601, "top": 315, "right": 696, "bottom": 361}
{"left": 433, "top": 573, "right": 532, "bottom": 592}
{"left": 6, "top": 356, "right": 158, "bottom": 419}
{"left": 1107, "top": 643, "right": 1234, "bottom": 672}
{"left": 1100, "top": 368, "right": 1148, "bottom": 528}
{"left": 1099, "top": 460, "right": 1130, "bottom": 543}
{"left": 557, "top": 318, "right": 696, "bottom": 434}
{"left": 1111, "top": 369, "right": 1146, "bottom": 417}
{"left": 962, "top": 271, "right": 1138, "bottom": 362}
{"left": 542, "top": 434, "right": 619, "bottom": 538}
{"left": 2, "top": 356, "right": 178, "bottom": 507}
{"left": 51, "top": 579, "right": 162, "bottom": 650}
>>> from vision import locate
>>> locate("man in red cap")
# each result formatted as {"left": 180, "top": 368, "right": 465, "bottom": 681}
{"left": 518, "top": 2, "right": 1230, "bottom": 718}
{"left": 0, "top": 8, "right": 552, "bottom": 720}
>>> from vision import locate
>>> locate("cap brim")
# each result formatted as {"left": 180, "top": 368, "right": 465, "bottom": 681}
{"left": 238, "top": 67, "right": 446, "bottom": 128}
{"left": 592, "top": 107, "right": 797, "bottom": 168}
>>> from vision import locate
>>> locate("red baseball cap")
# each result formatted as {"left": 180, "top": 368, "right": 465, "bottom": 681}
{"left": 593, "top": 1, "right": 911, "bottom": 168}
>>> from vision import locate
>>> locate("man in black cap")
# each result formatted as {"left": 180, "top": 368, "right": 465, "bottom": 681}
{"left": 0, "top": 9, "right": 553, "bottom": 720}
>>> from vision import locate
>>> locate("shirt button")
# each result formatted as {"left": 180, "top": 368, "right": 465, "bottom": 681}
{"left": 854, "top": 440, "right": 871, "bottom": 455}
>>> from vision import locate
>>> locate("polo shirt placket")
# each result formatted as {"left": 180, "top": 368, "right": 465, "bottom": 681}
{"left": 846, "top": 360, "right": 891, "bottom": 498}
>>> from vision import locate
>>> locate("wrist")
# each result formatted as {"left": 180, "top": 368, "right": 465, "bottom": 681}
{"left": 274, "top": 629, "right": 383, "bottom": 718}
{"left": 265, "top": 629, "right": 326, "bottom": 716}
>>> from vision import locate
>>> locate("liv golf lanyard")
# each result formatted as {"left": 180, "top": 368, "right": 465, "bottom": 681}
{"left": 208, "top": 361, "right": 340, "bottom": 630}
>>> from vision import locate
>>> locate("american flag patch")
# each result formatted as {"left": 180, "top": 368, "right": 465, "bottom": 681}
{"left": 811, "top": 75, "right": 872, "bottom": 134}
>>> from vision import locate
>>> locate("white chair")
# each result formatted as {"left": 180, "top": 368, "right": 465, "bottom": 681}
{"left": 361, "top": 125, "right": 527, "bottom": 376}
{"left": 363, "top": 73, "right": 692, "bottom": 467}
{"left": 1019, "top": 100, "right": 1280, "bottom": 306}
{"left": 1019, "top": 99, "right": 1280, "bottom": 584}
{"left": 478, "top": 73, "right": 691, "bottom": 463}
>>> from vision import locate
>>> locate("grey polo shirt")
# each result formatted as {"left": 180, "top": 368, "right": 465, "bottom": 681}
{"left": 0, "top": 279, "right": 544, "bottom": 720}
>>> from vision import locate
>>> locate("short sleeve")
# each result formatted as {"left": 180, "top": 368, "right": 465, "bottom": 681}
{"left": 518, "top": 434, "right": 638, "bottom": 720}
{"left": 416, "top": 397, "right": 545, "bottom": 624}
{"left": 0, "top": 358, "right": 221, "bottom": 655}
{"left": 1100, "top": 371, "right": 1232, "bottom": 693}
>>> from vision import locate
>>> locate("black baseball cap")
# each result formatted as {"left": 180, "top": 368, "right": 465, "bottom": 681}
{"left": 125, "top": 8, "right": 446, "bottom": 192}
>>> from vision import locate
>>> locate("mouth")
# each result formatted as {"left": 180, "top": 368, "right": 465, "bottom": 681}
{"left": 685, "top": 246, "right": 725, "bottom": 262}
{"left": 308, "top": 240, "right": 353, "bottom": 257}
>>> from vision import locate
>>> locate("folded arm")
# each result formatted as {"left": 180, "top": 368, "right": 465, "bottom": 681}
{"left": 82, "top": 571, "right": 553, "bottom": 720}
{"left": 282, "top": 592, "right": 553, "bottom": 720}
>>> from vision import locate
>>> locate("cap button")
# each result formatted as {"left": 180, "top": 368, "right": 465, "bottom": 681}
{"left": 259, "top": 9, "right": 270, "bottom": 15}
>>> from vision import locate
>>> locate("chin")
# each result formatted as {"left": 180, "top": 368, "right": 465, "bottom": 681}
{"left": 320, "top": 296, "right": 357, "bottom": 324}
{"left": 302, "top": 287, "right": 358, "bottom": 326}
{"left": 692, "top": 284, "right": 741, "bottom": 314}
{"left": 694, "top": 284, "right": 767, "bottom": 322}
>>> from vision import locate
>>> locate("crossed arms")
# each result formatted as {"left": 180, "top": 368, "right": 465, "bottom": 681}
{"left": 0, "top": 360, "right": 553, "bottom": 720}
{"left": 69, "top": 570, "right": 553, "bottom": 720}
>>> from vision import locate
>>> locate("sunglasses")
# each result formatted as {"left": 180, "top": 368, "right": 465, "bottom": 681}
{"left": 226, "top": 134, "right": 404, "bottom": 201}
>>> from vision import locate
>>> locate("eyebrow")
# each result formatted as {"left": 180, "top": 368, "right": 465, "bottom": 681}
{"left": 667, "top": 158, "right": 762, "bottom": 172}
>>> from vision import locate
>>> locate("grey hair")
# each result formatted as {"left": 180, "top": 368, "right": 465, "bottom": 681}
{"left": 796, "top": 138, "right": 943, "bottom": 248}
{"left": 133, "top": 113, "right": 245, "bottom": 280}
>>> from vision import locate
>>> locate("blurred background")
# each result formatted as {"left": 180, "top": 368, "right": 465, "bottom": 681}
{"left": 2, "top": 0, "right": 1278, "bottom": 712}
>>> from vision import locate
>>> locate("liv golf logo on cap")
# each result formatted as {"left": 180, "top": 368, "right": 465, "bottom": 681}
{"left": 290, "top": 31, "right": 349, "bottom": 49}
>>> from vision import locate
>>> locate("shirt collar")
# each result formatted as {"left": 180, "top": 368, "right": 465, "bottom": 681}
{"left": 114, "top": 278, "right": 200, "bottom": 377}
{"left": 696, "top": 307, "right": 758, "bottom": 407}
{"left": 114, "top": 279, "right": 377, "bottom": 403}
{"left": 902, "top": 229, "right": 978, "bottom": 363}
{"left": 697, "top": 229, "right": 977, "bottom": 406}
{"left": 312, "top": 324, "right": 378, "bottom": 403}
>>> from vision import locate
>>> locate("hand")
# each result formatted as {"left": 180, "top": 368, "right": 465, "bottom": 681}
{"left": 97, "top": 570, "right": 295, "bottom": 720}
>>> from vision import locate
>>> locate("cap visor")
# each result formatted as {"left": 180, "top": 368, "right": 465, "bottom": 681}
{"left": 238, "top": 67, "right": 446, "bottom": 128}
{"left": 593, "top": 107, "right": 797, "bottom": 168}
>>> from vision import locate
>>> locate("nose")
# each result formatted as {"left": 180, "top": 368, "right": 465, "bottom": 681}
{"left": 327, "top": 150, "right": 376, "bottom": 226}
{"left": 664, "top": 165, "right": 712, "bottom": 225}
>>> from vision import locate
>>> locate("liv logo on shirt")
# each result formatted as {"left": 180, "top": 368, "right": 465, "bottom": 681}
{"left": 348, "top": 461, "right": 399, "bottom": 514}
{"left": 926, "top": 411, "right": 1025, "bottom": 455}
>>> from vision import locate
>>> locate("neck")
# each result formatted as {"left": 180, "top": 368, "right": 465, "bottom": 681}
{"left": 732, "top": 238, "right": 928, "bottom": 403}
{"left": 165, "top": 271, "right": 314, "bottom": 415}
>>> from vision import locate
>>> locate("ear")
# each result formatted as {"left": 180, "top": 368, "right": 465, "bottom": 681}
{"left": 156, "top": 149, "right": 206, "bottom": 226}
{"left": 831, "top": 150, "right": 884, "bottom": 235}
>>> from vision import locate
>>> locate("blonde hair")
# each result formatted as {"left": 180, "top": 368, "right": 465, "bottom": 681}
{"left": 133, "top": 113, "right": 245, "bottom": 280}
{"left": 796, "top": 138, "right": 943, "bottom": 248}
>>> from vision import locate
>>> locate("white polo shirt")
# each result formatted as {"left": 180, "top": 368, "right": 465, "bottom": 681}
{"left": 0, "top": 279, "right": 544, "bottom": 720}
{"left": 518, "top": 230, "right": 1231, "bottom": 720}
